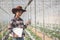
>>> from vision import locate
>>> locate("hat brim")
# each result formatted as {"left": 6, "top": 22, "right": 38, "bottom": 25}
{"left": 12, "top": 8, "right": 26, "bottom": 14}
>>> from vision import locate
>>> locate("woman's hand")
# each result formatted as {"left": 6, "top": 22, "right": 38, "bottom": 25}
{"left": 25, "top": 19, "right": 31, "bottom": 26}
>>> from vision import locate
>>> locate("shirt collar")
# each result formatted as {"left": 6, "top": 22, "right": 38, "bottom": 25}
{"left": 14, "top": 17, "right": 20, "bottom": 20}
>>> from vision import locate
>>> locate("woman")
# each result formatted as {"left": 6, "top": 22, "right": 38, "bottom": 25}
{"left": 8, "top": 6, "right": 30, "bottom": 40}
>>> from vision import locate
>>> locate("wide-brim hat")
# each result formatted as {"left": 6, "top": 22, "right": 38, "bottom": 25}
{"left": 12, "top": 6, "right": 26, "bottom": 14}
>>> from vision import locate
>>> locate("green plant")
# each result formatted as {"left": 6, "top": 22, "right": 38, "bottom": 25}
{"left": 26, "top": 28, "right": 42, "bottom": 40}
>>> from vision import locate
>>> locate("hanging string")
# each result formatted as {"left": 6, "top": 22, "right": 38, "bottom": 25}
{"left": 0, "top": 0, "right": 10, "bottom": 16}
{"left": 12, "top": 0, "right": 14, "bottom": 8}
{"left": 42, "top": 0, "right": 45, "bottom": 40}
{"left": 54, "top": 1, "right": 58, "bottom": 40}
{"left": 0, "top": 0, "right": 3, "bottom": 40}
{"left": 30, "top": 2, "right": 31, "bottom": 25}
{"left": 34, "top": 0, "right": 37, "bottom": 35}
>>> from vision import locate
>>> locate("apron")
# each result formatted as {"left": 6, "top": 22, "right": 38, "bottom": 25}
{"left": 9, "top": 27, "right": 23, "bottom": 38}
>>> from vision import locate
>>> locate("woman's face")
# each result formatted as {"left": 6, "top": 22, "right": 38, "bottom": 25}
{"left": 16, "top": 11, "right": 23, "bottom": 17}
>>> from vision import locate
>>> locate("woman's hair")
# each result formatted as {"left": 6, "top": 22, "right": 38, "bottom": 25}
{"left": 12, "top": 9, "right": 20, "bottom": 14}
{"left": 14, "top": 14, "right": 16, "bottom": 17}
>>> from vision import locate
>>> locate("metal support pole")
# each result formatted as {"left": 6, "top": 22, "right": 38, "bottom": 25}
{"left": 34, "top": 0, "right": 37, "bottom": 36}
{"left": 42, "top": 0, "right": 45, "bottom": 40}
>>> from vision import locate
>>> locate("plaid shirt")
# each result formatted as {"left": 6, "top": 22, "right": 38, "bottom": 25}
{"left": 8, "top": 17, "right": 27, "bottom": 37}
{"left": 8, "top": 17, "right": 26, "bottom": 30}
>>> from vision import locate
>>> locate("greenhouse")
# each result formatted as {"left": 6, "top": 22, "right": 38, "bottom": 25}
{"left": 0, "top": 0, "right": 60, "bottom": 40}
